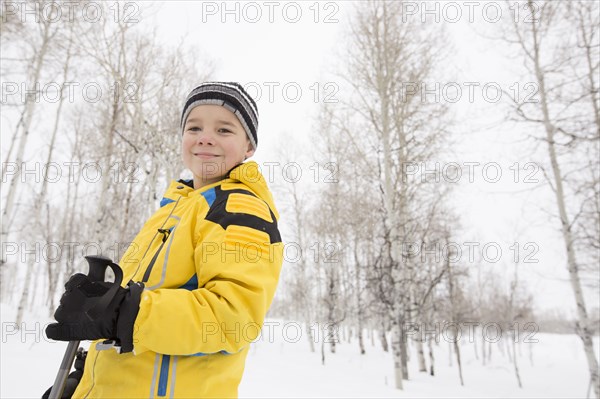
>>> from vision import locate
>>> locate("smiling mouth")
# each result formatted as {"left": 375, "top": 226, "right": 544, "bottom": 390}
{"left": 193, "top": 153, "right": 220, "bottom": 158}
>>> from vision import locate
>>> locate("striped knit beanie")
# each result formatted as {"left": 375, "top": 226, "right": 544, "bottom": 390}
{"left": 180, "top": 82, "right": 259, "bottom": 149}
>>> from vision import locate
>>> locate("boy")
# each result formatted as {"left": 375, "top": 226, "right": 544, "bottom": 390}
{"left": 45, "top": 82, "right": 284, "bottom": 398}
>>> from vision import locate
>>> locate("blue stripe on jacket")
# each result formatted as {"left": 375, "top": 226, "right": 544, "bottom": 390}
{"left": 201, "top": 188, "right": 216, "bottom": 207}
{"left": 157, "top": 355, "right": 170, "bottom": 396}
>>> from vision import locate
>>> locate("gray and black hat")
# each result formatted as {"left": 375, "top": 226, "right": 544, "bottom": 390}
{"left": 180, "top": 82, "right": 259, "bottom": 149}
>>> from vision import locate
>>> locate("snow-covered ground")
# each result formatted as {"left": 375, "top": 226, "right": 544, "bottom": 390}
{"left": 1, "top": 304, "right": 597, "bottom": 398}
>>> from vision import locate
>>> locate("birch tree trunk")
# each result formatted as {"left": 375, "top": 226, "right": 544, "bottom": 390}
{"left": 508, "top": 239, "right": 523, "bottom": 389}
{"left": 380, "top": 322, "right": 389, "bottom": 352}
{"left": 1, "top": 7, "right": 57, "bottom": 277}
{"left": 369, "top": 2, "right": 409, "bottom": 386}
{"left": 338, "top": 1, "right": 452, "bottom": 388}
{"left": 416, "top": 334, "right": 427, "bottom": 372}
{"left": 390, "top": 316, "right": 404, "bottom": 389}
{"left": 526, "top": 2, "right": 599, "bottom": 395}
{"left": 501, "top": 2, "right": 599, "bottom": 395}
{"left": 428, "top": 336, "right": 435, "bottom": 376}
{"left": 354, "top": 241, "right": 366, "bottom": 355}
{"left": 15, "top": 260, "right": 34, "bottom": 327}
{"left": 481, "top": 327, "right": 486, "bottom": 366}
{"left": 446, "top": 244, "right": 464, "bottom": 386}
{"left": 512, "top": 335, "right": 523, "bottom": 389}
{"left": 8, "top": 3, "right": 73, "bottom": 319}
{"left": 540, "top": 79, "right": 600, "bottom": 399}
{"left": 40, "top": 29, "right": 75, "bottom": 314}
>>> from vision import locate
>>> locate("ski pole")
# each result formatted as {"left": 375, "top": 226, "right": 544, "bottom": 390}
{"left": 48, "top": 341, "right": 80, "bottom": 399}
{"left": 48, "top": 255, "right": 123, "bottom": 399}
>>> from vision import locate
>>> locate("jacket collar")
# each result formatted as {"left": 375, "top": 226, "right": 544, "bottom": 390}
{"left": 160, "top": 162, "right": 279, "bottom": 219}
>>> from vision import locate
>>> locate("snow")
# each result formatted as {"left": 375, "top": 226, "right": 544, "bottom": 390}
{"left": 1, "top": 305, "right": 596, "bottom": 398}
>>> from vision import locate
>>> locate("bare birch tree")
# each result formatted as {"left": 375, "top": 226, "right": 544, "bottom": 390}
{"left": 1, "top": 1, "right": 63, "bottom": 296}
{"left": 500, "top": 1, "right": 600, "bottom": 396}
{"left": 337, "top": 0, "right": 452, "bottom": 388}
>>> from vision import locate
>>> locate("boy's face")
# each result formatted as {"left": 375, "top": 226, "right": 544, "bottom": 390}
{"left": 182, "top": 105, "right": 255, "bottom": 189}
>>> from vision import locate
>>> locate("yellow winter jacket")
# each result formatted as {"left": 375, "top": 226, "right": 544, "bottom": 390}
{"left": 73, "top": 161, "right": 284, "bottom": 398}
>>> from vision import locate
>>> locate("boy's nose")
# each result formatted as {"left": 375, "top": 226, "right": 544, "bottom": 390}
{"left": 196, "top": 130, "right": 215, "bottom": 145}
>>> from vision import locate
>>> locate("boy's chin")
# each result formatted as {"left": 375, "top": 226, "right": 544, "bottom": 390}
{"left": 194, "top": 162, "right": 227, "bottom": 174}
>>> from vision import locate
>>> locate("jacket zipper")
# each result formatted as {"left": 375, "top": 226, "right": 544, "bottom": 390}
{"left": 141, "top": 228, "right": 171, "bottom": 283}
{"left": 129, "top": 196, "right": 182, "bottom": 282}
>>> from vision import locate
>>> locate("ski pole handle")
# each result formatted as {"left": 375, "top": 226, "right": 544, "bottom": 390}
{"left": 47, "top": 255, "right": 123, "bottom": 399}
{"left": 85, "top": 255, "right": 117, "bottom": 282}
{"left": 83, "top": 255, "right": 123, "bottom": 320}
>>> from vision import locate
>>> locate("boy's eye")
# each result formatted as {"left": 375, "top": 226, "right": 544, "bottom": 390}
{"left": 218, "top": 128, "right": 232, "bottom": 133}
{"left": 188, "top": 127, "right": 201, "bottom": 132}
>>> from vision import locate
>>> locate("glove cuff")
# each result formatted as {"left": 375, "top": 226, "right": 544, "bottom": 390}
{"left": 116, "top": 282, "right": 144, "bottom": 353}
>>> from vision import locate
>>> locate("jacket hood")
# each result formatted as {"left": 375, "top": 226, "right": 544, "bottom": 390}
{"left": 226, "top": 161, "right": 280, "bottom": 220}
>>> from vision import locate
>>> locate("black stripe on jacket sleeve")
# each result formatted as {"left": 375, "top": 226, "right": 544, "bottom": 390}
{"left": 205, "top": 187, "right": 282, "bottom": 244}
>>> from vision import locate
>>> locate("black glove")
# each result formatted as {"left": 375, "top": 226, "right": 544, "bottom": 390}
{"left": 42, "top": 349, "right": 87, "bottom": 399}
{"left": 45, "top": 273, "right": 144, "bottom": 353}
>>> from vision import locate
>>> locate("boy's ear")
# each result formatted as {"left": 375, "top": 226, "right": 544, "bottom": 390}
{"left": 245, "top": 141, "right": 255, "bottom": 158}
